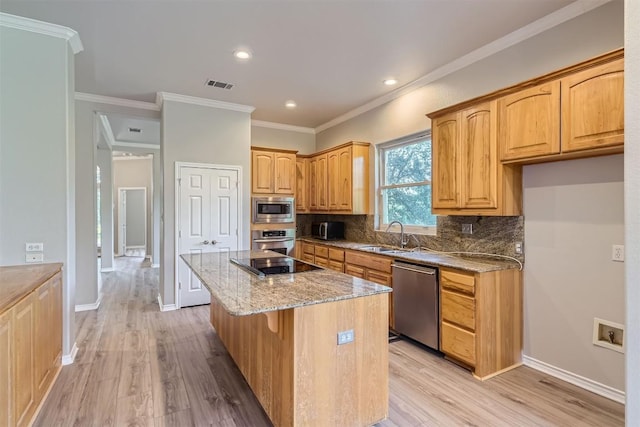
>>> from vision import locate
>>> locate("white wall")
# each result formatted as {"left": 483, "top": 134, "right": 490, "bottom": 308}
{"left": 160, "top": 100, "right": 252, "bottom": 306}
{"left": 624, "top": 0, "right": 639, "bottom": 421}
{"left": 0, "top": 24, "right": 77, "bottom": 358}
{"left": 251, "top": 125, "right": 316, "bottom": 154}
{"left": 523, "top": 155, "right": 625, "bottom": 391}
{"left": 113, "top": 158, "right": 153, "bottom": 255}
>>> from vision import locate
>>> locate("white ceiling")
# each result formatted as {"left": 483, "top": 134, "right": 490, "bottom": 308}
{"left": 1, "top": 0, "right": 583, "bottom": 129}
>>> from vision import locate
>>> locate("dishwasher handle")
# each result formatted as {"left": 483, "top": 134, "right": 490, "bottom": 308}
{"left": 391, "top": 263, "right": 437, "bottom": 275}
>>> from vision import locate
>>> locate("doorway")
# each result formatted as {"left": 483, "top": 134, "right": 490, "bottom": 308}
{"left": 118, "top": 187, "right": 147, "bottom": 257}
{"left": 176, "top": 163, "right": 241, "bottom": 308}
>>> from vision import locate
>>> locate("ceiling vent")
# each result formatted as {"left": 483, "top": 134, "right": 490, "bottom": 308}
{"left": 128, "top": 127, "right": 141, "bottom": 133}
{"left": 205, "top": 79, "right": 234, "bottom": 90}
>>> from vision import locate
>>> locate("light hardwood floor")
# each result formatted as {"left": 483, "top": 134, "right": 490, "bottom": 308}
{"left": 35, "top": 257, "right": 624, "bottom": 426}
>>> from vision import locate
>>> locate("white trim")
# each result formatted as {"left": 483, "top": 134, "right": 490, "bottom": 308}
{"left": 251, "top": 120, "right": 315, "bottom": 134}
{"left": 75, "top": 92, "right": 160, "bottom": 111}
{"left": 522, "top": 355, "right": 625, "bottom": 404}
{"left": 0, "top": 13, "right": 83, "bottom": 54}
{"left": 75, "top": 293, "right": 102, "bottom": 312}
{"left": 156, "top": 92, "right": 255, "bottom": 113}
{"left": 98, "top": 113, "right": 115, "bottom": 149}
{"left": 100, "top": 267, "right": 115, "bottom": 273}
{"left": 175, "top": 161, "right": 244, "bottom": 309}
{"left": 157, "top": 294, "right": 177, "bottom": 312}
{"left": 314, "top": 0, "right": 614, "bottom": 133}
{"left": 152, "top": 263, "right": 160, "bottom": 268}
{"left": 126, "top": 245, "right": 146, "bottom": 249}
{"left": 112, "top": 141, "right": 160, "bottom": 150}
{"left": 112, "top": 154, "right": 155, "bottom": 161}
{"left": 62, "top": 343, "right": 79, "bottom": 366}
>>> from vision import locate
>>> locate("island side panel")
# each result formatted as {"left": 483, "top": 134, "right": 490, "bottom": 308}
{"left": 293, "top": 293, "right": 389, "bottom": 426}
{"left": 210, "top": 300, "right": 295, "bottom": 426}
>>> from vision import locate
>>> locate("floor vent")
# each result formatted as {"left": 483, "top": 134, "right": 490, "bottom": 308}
{"left": 205, "top": 79, "right": 234, "bottom": 90}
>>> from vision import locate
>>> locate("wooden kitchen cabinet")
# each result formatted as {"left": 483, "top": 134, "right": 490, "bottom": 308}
{"left": 302, "top": 243, "right": 345, "bottom": 273}
{"left": 1, "top": 264, "right": 63, "bottom": 427}
{"left": 430, "top": 101, "right": 522, "bottom": 216}
{"left": 439, "top": 267, "right": 522, "bottom": 380}
{"left": 295, "top": 157, "right": 308, "bottom": 212}
{"left": 251, "top": 147, "right": 297, "bottom": 194}
{"left": 308, "top": 154, "right": 328, "bottom": 211}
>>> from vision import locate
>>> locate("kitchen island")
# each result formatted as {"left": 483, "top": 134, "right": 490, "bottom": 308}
{"left": 181, "top": 250, "right": 391, "bottom": 427}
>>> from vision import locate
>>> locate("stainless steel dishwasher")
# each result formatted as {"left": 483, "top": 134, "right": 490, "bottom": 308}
{"left": 392, "top": 261, "right": 439, "bottom": 350}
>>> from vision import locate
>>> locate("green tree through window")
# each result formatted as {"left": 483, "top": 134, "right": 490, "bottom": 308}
{"left": 379, "top": 135, "right": 437, "bottom": 228}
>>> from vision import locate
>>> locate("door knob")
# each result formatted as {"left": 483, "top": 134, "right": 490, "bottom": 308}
{"left": 211, "top": 240, "right": 217, "bottom": 245}
{"left": 202, "top": 240, "right": 210, "bottom": 245}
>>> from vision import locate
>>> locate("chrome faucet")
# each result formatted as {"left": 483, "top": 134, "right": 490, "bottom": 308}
{"left": 385, "top": 220, "right": 409, "bottom": 248}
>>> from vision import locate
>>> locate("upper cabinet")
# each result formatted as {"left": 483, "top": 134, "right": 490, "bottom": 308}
{"left": 295, "top": 157, "right": 308, "bottom": 213}
{"left": 251, "top": 147, "right": 297, "bottom": 195}
{"left": 301, "top": 141, "right": 370, "bottom": 214}
{"left": 431, "top": 101, "right": 522, "bottom": 216}
{"left": 498, "top": 51, "right": 623, "bottom": 163}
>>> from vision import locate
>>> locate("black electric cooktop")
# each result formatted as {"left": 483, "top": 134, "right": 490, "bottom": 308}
{"left": 230, "top": 256, "right": 322, "bottom": 277}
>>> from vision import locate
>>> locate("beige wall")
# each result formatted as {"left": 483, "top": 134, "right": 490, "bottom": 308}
{"left": 113, "top": 158, "right": 153, "bottom": 256}
{"left": 251, "top": 125, "right": 316, "bottom": 154}
{"left": 624, "top": 0, "right": 640, "bottom": 420}
{"left": 523, "top": 155, "right": 625, "bottom": 391}
{"left": 161, "top": 100, "right": 252, "bottom": 306}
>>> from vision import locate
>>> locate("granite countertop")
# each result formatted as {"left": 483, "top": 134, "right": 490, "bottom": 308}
{"left": 180, "top": 250, "right": 391, "bottom": 316}
{"left": 297, "top": 237, "right": 521, "bottom": 273}
{"left": 0, "top": 263, "right": 63, "bottom": 314}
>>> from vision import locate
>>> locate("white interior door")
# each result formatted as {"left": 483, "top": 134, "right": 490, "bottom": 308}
{"left": 178, "top": 165, "right": 239, "bottom": 307}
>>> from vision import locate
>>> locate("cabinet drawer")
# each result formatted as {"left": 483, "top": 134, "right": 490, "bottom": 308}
{"left": 345, "top": 252, "right": 392, "bottom": 273}
{"left": 315, "top": 257, "right": 329, "bottom": 268}
{"left": 367, "top": 270, "right": 392, "bottom": 286}
{"left": 441, "top": 321, "right": 476, "bottom": 366}
{"left": 302, "top": 253, "right": 315, "bottom": 263}
{"left": 440, "top": 268, "right": 475, "bottom": 295}
{"left": 302, "top": 242, "right": 315, "bottom": 256}
{"left": 328, "top": 260, "right": 344, "bottom": 273}
{"left": 328, "top": 248, "right": 345, "bottom": 262}
{"left": 441, "top": 290, "right": 475, "bottom": 331}
{"left": 345, "top": 264, "right": 366, "bottom": 279}
{"left": 314, "top": 245, "right": 329, "bottom": 258}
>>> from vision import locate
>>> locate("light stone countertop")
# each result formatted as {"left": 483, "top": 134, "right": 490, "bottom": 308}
{"left": 180, "top": 250, "right": 391, "bottom": 316}
{"left": 297, "top": 237, "right": 522, "bottom": 273}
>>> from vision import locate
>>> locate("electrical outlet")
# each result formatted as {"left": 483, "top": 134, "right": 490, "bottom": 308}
{"left": 25, "top": 253, "right": 44, "bottom": 263}
{"left": 612, "top": 245, "right": 624, "bottom": 262}
{"left": 515, "top": 242, "right": 523, "bottom": 255}
{"left": 337, "top": 329, "right": 354, "bottom": 345}
{"left": 26, "top": 242, "right": 44, "bottom": 252}
{"left": 461, "top": 224, "right": 473, "bottom": 235}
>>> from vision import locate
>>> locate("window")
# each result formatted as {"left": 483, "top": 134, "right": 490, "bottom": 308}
{"left": 378, "top": 133, "right": 436, "bottom": 234}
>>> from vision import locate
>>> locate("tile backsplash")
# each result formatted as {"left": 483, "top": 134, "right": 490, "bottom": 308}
{"left": 296, "top": 214, "right": 524, "bottom": 261}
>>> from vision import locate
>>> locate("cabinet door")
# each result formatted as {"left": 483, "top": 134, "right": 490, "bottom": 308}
{"left": 13, "top": 293, "right": 35, "bottom": 427}
{"left": 251, "top": 151, "right": 274, "bottom": 194}
{"left": 344, "top": 264, "right": 366, "bottom": 279}
{"left": 295, "top": 158, "right": 308, "bottom": 212}
{"left": 561, "top": 59, "right": 624, "bottom": 153}
{"left": 0, "top": 310, "right": 11, "bottom": 427}
{"left": 441, "top": 322, "right": 476, "bottom": 367}
{"left": 460, "top": 102, "right": 497, "bottom": 209}
{"left": 274, "top": 153, "right": 296, "bottom": 194}
{"left": 50, "top": 273, "right": 62, "bottom": 365}
{"left": 315, "top": 154, "right": 328, "bottom": 211}
{"left": 432, "top": 112, "right": 461, "bottom": 209}
{"left": 34, "top": 281, "right": 52, "bottom": 400}
{"left": 337, "top": 147, "right": 352, "bottom": 211}
{"left": 327, "top": 150, "right": 340, "bottom": 210}
{"left": 308, "top": 157, "right": 319, "bottom": 210}
{"left": 498, "top": 80, "right": 560, "bottom": 161}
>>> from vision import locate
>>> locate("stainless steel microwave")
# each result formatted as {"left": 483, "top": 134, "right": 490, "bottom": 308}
{"left": 252, "top": 197, "right": 295, "bottom": 223}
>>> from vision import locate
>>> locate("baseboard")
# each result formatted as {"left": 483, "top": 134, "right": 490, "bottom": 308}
{"left": 75, "top": 293, "right": 102, "bottom": 312}
{"left": 100, "top": 267, "right": 115, "bottom": 272}
{"left": 522, "top": 355, "right": 625, "bottom": 404}
{"left": 157, "top": 294, "right": 177, "bottom": 312}
{"left": 151, "top": 263, "right": 160, "bottom": 268}
{"left": 62, "top": 342, "right": 78, "bottom": 365}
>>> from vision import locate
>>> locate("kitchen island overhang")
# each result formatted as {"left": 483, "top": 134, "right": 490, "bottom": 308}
{"left": 181, "top": 250, "right": 391, "bottom": 427}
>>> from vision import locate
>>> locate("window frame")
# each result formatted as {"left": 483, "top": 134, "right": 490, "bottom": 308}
{"left": 377, "top": 132, "right": 437, "bottom": 236}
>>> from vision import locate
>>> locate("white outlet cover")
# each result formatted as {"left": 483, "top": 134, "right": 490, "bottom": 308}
{"left": 25, "top": 253, "right": 44, "bottom": 263}
{"left": 25, "top": 242, "right": 44, "bottom": 252}
{"left": 612, "top": 245, "right": 625, "bottom": 262}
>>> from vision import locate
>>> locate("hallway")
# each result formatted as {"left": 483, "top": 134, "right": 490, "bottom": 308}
{"left": 35, "top": 257, "right": 624, "bottom": 426}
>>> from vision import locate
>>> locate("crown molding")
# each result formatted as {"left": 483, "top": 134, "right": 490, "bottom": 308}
{"left": 251, "top": 120, "right": 315, "bottom": 134}
{"left": 156, "top": 92, "right": 255, "bottom": 113}
{"left": 98, "top": 114, "right": 115, "bottom": 148}
{"left": 75, "top": 92, "right": 160, "bottom": 111}
{"left": 314, "top": 0, "right": 613, "bottom": 133}
{"left": 0, "top": 12, "right": 83, "bottom": 54}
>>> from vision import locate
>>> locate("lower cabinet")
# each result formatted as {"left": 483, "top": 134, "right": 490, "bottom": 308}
{"left": 439, "top": 267, "right": 522, "bottom": 379}
{"left": 344, "top": 251, "right": 393, "bottom": 328}
{"left": 2, "top": 270, "right": 62, "bottom": 427}
{"left": 300, "top": 242, "right": 345, "bottom": 273}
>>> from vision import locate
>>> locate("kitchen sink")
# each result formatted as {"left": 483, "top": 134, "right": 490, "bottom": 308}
{"left": 359, "top": 246, "right": 407, "bottom": 254}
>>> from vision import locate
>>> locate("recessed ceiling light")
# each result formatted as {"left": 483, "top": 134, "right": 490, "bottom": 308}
{"left": 383, "top": 78, "right": 398, "bottom": 86}
{"left": 234, "top": 50, "right": 252, "bottom": 60}
{"left": 285, "top": 100, "right": 297, "bottom": 109}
